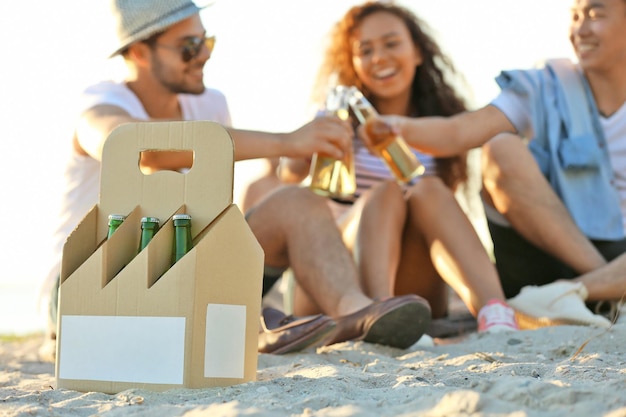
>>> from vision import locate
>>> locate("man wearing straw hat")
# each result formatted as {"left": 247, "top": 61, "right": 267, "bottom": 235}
{"left": 40, "top": 0, "right": 433, "bottom": 360}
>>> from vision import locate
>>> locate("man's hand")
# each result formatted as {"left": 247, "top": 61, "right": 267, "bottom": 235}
{"left": 355, "top": 115, "right": 403, "bottom": 153}
{"left": 285, "top": 115, "right": 353, "bottom": 160}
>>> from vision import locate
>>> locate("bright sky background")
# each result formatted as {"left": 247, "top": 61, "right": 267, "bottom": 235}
{"left": 0, "top": 0, "right": 573, "bottom": 334}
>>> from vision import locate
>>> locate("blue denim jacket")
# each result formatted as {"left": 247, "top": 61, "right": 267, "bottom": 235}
{"left": 495, "top": 58, "right": 624, "bottom": 240}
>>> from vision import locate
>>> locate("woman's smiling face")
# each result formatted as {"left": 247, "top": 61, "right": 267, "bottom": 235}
{"left": 351, "top": 11, "right": 422, "bottom": 103}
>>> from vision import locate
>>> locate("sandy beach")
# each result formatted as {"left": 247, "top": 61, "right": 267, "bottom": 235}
{"left": 2, "top": 323, "right": 626, "bottom": 417}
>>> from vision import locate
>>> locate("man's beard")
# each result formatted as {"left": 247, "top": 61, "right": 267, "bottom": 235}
{"left": 152, "top": 56, "right": 205, "bottom": 95}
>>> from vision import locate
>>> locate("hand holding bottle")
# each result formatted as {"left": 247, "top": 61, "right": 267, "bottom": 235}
{"left": 308, "top": 85, "right": 357, "bottom": 201}
{"left": 348, "top": 88, "right": 424, "bottom": 183}
{"left": 282, "top": 114, "right": 352, "bottom": 160}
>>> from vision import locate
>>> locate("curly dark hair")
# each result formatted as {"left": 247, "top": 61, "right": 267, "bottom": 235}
{"left": 313, "top": 1, "right": 468, "bottom": 189}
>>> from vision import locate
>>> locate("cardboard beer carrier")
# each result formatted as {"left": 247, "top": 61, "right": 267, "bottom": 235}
{"left": 56, "top": 121, "right": 264, "bottom": 394}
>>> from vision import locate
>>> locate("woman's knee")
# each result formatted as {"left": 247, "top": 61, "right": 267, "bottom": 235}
{"left": 370, "top": 180, "right": 403, "bottom": 199}
{"left": 406, "top": 176, "right": 453, "bottom": 211}
{"left": 364, "top": 180, "right": 406, "bottom": 216}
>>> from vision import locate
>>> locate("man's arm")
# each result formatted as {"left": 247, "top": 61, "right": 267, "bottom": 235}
{"left": 368, "top": 105, "right": 517, "bottom": 156}
{"left": 228, "top": 115, "right": 352, "bottom": 161}
{"left": 76, "top": 105, "right": 353, "bottom": 170}
{"left": 76, "top": 104, "right": 191, "bottom": 171}
{"left": 76, "top": 105, "right": 141, "bottom": 161}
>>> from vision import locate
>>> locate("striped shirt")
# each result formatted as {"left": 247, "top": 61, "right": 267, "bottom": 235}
{"left": 353, "top": 134, "right": 436, "bottom": 197}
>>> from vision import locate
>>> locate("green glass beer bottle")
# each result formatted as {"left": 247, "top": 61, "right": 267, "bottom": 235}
{"left": 172, "top": 214, "right": 192, "bottom": 264}
{"left": 107, "top": 214, "right": 126, "bottom": 239}
{"left": 138, "top": 216, "right": 160, "bottom": 253}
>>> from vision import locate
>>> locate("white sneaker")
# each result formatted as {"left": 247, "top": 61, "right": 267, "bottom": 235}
{"left": 507, "top": 281, "right": 611, "bottom": 329}
{"left": 477, "top": 299, "right": 519, "bottom": 333}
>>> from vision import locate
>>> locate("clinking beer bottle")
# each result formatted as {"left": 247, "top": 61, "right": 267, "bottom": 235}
{"left": 138, "top": 216, "right": 160, "bottom": 253}
{"left": 172, "top": 214, "right": 192, "bottom": 264}
{"left": 308, "top": 85, "right": 357, "bottom": 201}
{"left": 348, "top": 87, "right": 425, "bottom": 183}
{"left": 107, "top": 214, "right": 126, "bottom": 239}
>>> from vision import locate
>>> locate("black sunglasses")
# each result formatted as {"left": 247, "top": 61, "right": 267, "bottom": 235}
{"left": 154, "top": 36, "right": 216, "bottom": 63}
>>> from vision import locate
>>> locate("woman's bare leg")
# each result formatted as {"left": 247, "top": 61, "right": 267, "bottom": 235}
{"left": 399, "top": 177, "right": 507, "bottom": 316}
{"left": 349, "top": 181, "right": 407, "bottom": 299}
{"left": 395, "top": 210, "right": 449, "bottom": 318}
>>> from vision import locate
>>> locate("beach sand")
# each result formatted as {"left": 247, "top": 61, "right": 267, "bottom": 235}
{"left": 2, "top": 323, "right": 626, "bottom": 417}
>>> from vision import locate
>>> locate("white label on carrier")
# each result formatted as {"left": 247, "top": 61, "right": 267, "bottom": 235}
{"left": 204, "top": 304, "right": 246, "bottom": 378}
{"left": 58, "top": 315, "right": 186, "bottom": 384}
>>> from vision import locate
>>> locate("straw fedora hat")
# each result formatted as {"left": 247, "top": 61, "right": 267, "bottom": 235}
{"left": 109, "top": 0, "right": 211, "bottom": 57}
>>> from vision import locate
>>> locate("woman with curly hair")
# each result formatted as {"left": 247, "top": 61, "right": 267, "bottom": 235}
{"left": 281, "top": 1, "right": 518, "bottom": 333}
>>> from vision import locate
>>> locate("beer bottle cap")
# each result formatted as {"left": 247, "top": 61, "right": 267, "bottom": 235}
{"left": 172, "top": 214, "right": 192, "bottom": 221}
{"left": 108, "top": 214, "right": 126, "bottom": 222}
{"left": 141, "top": 217, "right": 160, "bottom": 225}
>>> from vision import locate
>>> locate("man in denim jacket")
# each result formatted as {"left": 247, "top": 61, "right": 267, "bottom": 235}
{"left": 362, "top": 0, "right": 626, "bottom": 325}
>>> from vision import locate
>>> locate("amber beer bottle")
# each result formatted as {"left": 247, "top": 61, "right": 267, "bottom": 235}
{"left": 107, "top": 214, "right": 126, "bottom": 239}
{"left": 138, "top": 217, "right": 160, "bottom": 253}
{"left": 172, "top": 214, "right": 192, "bottom": 264}
{"left": 308, "top": 85, "right": 357, "bottom": 201}
{"left": 348, "top": 88, "right": 424, "bottom": 183}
